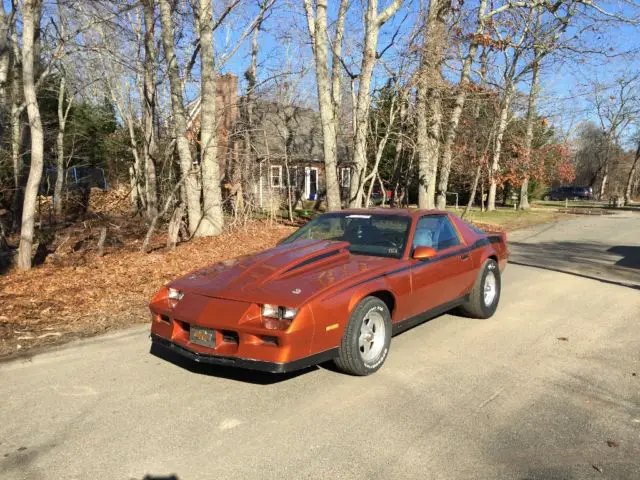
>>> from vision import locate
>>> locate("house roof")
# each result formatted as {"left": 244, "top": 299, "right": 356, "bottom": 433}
{"left": 246, "top": 101, "right": 325, "bottom": 163}
{"left": 186, "top": 84, "right": 352, "bottom": 165}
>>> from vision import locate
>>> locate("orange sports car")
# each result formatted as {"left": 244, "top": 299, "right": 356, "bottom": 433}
{"left": 149, "top": 210, "right": 508, "bottom": 375}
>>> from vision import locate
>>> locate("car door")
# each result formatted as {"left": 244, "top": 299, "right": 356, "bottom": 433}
{"left": 408, "top": 215, "right": 474, "bottom": 318}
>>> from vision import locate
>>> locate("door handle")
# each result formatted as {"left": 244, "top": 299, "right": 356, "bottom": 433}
{"left": 460, "top": 253, "right": 470, "bottom": 261}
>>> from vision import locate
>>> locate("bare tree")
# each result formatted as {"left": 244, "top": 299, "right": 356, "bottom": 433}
{"left": 0, "top": 2, "right": 12, "bottom": 113}
{"left": 158, "top": 0, "right": 202, "bottom": 236}
{"left": 142, "top": 0, "right": 158, "bottom": 218}
{"left": 591, "top": 75, "right": 639, "bottom": 200}
{"left": 435, "top": 0, "right": 491, "bottom": 210}
{"left": 196, "top": 0, "right": 224, "bottom": 236}
{"left": 461, "top": 47, "right": 491, "bottom": 218}
{"left": 54, "top": 73, "right": 73, "bottom": 217}
{"left": 17, "top": 0, "right": 44, "bottom": 269}
{"left": 303, "top": 0, "right": 348, "bottom": 211}
{"left": 415, "top": 0, "right": 451, "bottom": 209}
{"left": 364, "top": 88, "right": 399, "bottom": 206}
{"left": 517, "top": 11, "right": 542, "bottom": 210}
{"left": 348, "top": 0, "right": 403, "bottom": 207}
{"left": 437, "top": 0, "right": 590, "bottom": 210}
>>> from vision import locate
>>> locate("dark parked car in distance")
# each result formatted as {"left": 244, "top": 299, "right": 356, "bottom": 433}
{"left": 544, "top": 186, "right": 593, "bottom": 201}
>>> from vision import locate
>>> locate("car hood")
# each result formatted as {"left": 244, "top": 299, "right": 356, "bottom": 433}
{"left": 169, "top": 239, "right": 398, "bottom": 307}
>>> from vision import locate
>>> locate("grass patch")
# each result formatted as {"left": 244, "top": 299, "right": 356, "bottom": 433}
{"left": 448, "top": 207, "right": 563, "bottom": 231}
{"left": 533, "top": 200, "right": 605, "bottom": 209}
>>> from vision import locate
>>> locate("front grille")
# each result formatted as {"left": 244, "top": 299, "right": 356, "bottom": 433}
{"left": 175, "top": 319, "right": 190, "bottom": 334}
{"left": 221, "top": 330, "right": 239, "bottom": 344}
{"left": 260, "top": 335, "right": 279, "bottom": 347}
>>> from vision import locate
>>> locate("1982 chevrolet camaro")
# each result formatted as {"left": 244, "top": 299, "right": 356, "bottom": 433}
{"left": 150, "top": 210, "right": 508, "bottom": 376}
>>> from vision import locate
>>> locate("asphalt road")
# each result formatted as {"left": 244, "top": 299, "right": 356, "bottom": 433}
{"left": 1, "top": 213, "right": 639, "bottom": 480}
{"left": 508, "top": 210, "right": 640, "bottom": 289}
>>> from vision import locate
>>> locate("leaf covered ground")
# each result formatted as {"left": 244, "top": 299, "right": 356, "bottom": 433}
{"left": 0, "top": 221, "right": 295, "bottom": 359}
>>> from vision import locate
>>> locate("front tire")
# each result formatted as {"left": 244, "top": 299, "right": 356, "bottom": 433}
{"left": 460, "top": 258, "right": 501, "bottom": 319}
{"left": 334, "top": 296, "right": 392, "bottom": 376}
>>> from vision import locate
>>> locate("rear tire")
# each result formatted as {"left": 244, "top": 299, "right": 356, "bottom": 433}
{"left": 459, "top": 259, "right": 501, "bottom": 319}
{"left": 334, "top": 297, "right": 392, "bottom": 376}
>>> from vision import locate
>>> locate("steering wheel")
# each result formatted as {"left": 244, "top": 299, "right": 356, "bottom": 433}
{"left": 371, "top": 237, "right": 400, "bottom": 248}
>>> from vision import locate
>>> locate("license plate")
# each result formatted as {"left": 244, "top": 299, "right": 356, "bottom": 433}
{"left": 189, "top": 326, "right": 215, "bottom": 348}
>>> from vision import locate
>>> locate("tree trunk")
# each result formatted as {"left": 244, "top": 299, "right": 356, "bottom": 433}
{"left": 599, "top": 162, "right": 609, "bottom": 200}
{"left": 519, "top": 11, "right": 542, "bottom": 211}
{"left": 54, "top": 77, "right": 66, "bottom": 216}
{"left": 303, "top": 0, "right": 345, "bottom": 211}
{"left": 54, "top": 75, "right": 72, "bottom": 217}
{"left": 623, "top": 142, "right": 639, "bottom": 206}
{"left": 415, "top": 0, "right": 450, "bottom": 209}
{"left": 142, "top": 0, "right": 158, "bottom": 218}
{"left": 349, "top": 3, "right": 378, "bottom": 208}
{"left": 158, "top": 0, "right": 201, "bottom": 236}
{"left": 129, "top": 166, "right": 139, "bottom": 208}
{"left": 9, "top": 12, "right": 23, "bottom": 230}
{"left": 461, "top": 165, "right": 481, "bottom": 219}
{"left": 487, "top": 85, "right": 513, "bottom": 211}
{"left": 166, "top": 203, "right": 185, "bottom": 249}
{"left": 390, "top": 98, "right": 406, "bottom": 206}
{"left": 0, "top": 3, "right": 11, "bottom": 115}
{"left": 196, "top": 0, "right": 224, "bottom": 236}
{"left": 97, "top": 227, "right": 107, "bottom": 257}
{"left": 349, "top": 0, "right": 403, "bottom": 207}
{"left": 284, "top": 151, "right": 294, "bottom": 222}
{"left": 10, "top": 55, "right": 21, "bottom": 194}
{"left": 17, "top": 0, "right": 44, "bottom": 270}
{"left": 365, "top": 97, "right": 396, "bottom": 205}
{"left": 237, "top": 13, "right": 262, "bottom": 217}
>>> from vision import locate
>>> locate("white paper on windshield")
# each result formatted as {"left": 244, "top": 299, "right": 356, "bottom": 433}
{"left": 345, "top": 215, "right": 371, "bottom": 219}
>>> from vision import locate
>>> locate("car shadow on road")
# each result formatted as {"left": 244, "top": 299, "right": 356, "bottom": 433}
{"left": 608, "top": 245, "right": 640, "bottom": 269}
{"left": 149, "top": 344, "right": 318, "bottom": 385}
{"left": 508, "top": 241, "right": 640, "bottom": 290}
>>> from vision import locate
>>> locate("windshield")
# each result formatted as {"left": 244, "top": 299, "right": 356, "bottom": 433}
{"left": 282, "top": 213, "right": 411, "bottom": 259}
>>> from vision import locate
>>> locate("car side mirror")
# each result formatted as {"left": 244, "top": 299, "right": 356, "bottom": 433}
{"left": 413, "top": 246, "right": 438, "bottom": 260}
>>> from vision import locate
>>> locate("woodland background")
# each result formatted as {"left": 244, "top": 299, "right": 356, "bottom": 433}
{"left": 0, "top": 0, "right": 639, "bottom": 270}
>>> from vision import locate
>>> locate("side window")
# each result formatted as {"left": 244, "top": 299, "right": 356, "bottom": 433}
{"left": 412, "top": 216, "right": 460, "bottom": 251}
{"left": 436, "top": 219, "right": 460, "bottom": 250}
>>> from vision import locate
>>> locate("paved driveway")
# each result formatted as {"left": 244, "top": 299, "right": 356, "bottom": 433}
{"left": 1, "top": 213, "right": 639, "bottom": 480}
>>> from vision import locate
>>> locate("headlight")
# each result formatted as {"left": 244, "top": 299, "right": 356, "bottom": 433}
{"left": 261, "top": 304, "right": 297, "bottom": 319}
{"left": 261, "top": 304, "right": 298, "bottom": 330}
{"left": 262, "top": 304, "right": 280, "bottom": 318}
{"left": 168, "top": 288, "right": 184, "bottom": 301}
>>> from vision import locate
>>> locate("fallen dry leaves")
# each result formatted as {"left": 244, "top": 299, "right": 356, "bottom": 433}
{"left": 0, "top": 221, "right": 295, "bottom": 359}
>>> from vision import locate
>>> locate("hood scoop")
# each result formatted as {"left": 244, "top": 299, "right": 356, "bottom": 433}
{"left": 264, "top": 241, "right": 350, "bottom": 282}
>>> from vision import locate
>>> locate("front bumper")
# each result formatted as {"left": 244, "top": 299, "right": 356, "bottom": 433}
{"left": 151, "top": 334, "right": 337, "bottom": 374}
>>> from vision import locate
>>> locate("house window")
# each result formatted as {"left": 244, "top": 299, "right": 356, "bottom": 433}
{"left": 288, "top": 166, "right": 298, "bottom": 188}
{"left": 270, "top": 165, "right": 283, "bottom": 188}
{"left": 340, "top": 168, "right": 351, "bottom": 188}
